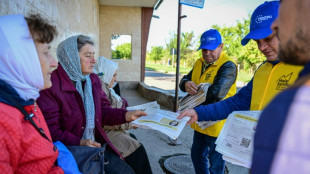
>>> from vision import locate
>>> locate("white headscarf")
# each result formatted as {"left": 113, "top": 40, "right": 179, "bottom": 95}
{"left": 0, "top": 14, "right": 44, "bottom": 101}
{"left": 94, "top": 56, "right": 122, "bottom": 102}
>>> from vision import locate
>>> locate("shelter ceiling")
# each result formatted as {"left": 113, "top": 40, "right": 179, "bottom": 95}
{"left": 99, "top": 0, "right": 158, "bottom": 7}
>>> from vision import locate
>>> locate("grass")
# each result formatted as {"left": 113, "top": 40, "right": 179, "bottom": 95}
{"left": 146, "top": 63, "right": 253, "bottom": 83}
{"left": 146, "top": 63, "right": 192, "bottom": 75}
{"left": 237, "top": 70, "right": 253, "bottom": 82}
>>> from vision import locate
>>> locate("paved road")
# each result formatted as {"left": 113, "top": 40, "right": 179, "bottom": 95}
{"left": 145, "top": 69, "right": 246, "bottom": 91}
{"left": 144, "top": 69, "right": 185, "bottom": 90}
{"left": 145, "top": 69, "right": 178, "bottom": 77}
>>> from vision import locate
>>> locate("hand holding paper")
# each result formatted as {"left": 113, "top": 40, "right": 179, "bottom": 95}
{"left": 177, "top": 109, "right": 198, "bottom": 125}
{"left": 185, "top": 81, "right": 198, "bottom": 95}
{"left": 125, "top": 110, "right": 147, "bottom": 122}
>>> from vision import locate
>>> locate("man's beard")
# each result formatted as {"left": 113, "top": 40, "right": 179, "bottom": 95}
{"left": 279, "top": 31, "right": 309, "bottom": 65}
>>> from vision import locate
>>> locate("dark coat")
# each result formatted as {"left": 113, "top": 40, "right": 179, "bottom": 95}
{"left": 37, "top": 64, "right": 127, "bottom": 157}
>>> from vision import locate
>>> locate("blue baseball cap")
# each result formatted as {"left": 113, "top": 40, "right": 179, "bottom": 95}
{"left": 197, "top": 29, "right": 222, "bottom": 51}
{"left": 241, "top": 1, "right": 279, "bottom": 46}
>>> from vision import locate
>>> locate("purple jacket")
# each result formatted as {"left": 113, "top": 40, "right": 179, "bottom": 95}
{"left": 37, "top": 64, "right": 127, "bottom": 157}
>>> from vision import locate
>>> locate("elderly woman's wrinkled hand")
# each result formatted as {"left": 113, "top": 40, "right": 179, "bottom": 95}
{"left": 80, "top": 139, "right": 101, "bottom": 147}
{"left": 125, "top": 110, "right": 147, "bottom": 122}
{"left": 177, "top": 109, "right": 198, "bottom": 125}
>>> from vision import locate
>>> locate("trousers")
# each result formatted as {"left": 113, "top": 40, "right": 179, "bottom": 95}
{"left": 191, "top": 131, "right": 225, "bottom": 174}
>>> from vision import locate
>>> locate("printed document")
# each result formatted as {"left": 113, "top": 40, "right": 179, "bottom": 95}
{"left": 126, "top": 101, "right": 160, "bottom": 111}
{"left": 132, "top": 108, "right": 190, "bottom": 140}
{"left": 179, "top": 83, "right": 219, "bottom": 129}
{"left": 215, "top": 111, "right": 262, "bottom": 168}
{"left": 178, "top": 83, "right": 211, "bottom": 111}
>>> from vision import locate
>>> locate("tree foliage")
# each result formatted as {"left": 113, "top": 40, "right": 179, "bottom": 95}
{"left": 146, "top": 15, "right": 266, "bottom": 73}
{"left": 149, "top": 46, "right": 164, "bottom": 63}
{"left": 112, "top": 43, "right": 131, "bottom": 60}
{"left": 212, "top": 16, "right": 265, "bottom": 72}
{"left": 164, "top": 31, "right": 195, "bottom": 60}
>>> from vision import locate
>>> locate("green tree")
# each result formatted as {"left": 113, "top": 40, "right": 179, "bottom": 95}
{"left": 149, "top": 46, "right": 164, "bottom": 63}
{"left": 112, "top": 43, "right": 131, "bottom": 59}
{"left": 164, "top": 31, "right": 197, "bottom": 67}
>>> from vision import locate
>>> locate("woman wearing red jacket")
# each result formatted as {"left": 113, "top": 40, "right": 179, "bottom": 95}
{"left": 0, "top": 14, "right": 63, "bottom": 173}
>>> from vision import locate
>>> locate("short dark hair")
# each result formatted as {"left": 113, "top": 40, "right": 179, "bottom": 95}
{"left": 25, "top": 14, "right": 57, "bottom": 43}
{"left": 77, "top": 35, "right": 94, "bottom": 51}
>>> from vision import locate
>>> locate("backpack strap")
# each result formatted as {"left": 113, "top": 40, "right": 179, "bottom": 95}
{"left": 0, "top": 90, "right": 52, "bottom": 143}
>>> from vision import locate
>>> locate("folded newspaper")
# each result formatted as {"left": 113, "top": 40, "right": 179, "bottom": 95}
{"left": 178, "top": 83, "right": 218, "bottom": 129}
{"left": 126, "top": 101, "right": 160, "bottom": 111}
{"left": 215, "top": 111, "right": 262, "bottom": 168}
{"left": 178, "top": 83, "right": 211, "bottom": 111}
{"left": 129, "top": 103, "right": 190, "bottom": 140}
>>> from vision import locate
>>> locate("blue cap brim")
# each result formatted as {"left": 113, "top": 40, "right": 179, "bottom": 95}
{"left": 197, "top": 44, "right": 219, "bottom": 51}
{"left": 241, "top": 27, "right": 273, "bottom": 46}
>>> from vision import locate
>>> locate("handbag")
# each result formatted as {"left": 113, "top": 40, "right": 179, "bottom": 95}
{"left": 67, "top": 144, "right": 108, "bottom": 174}
{"left": 54, "top": 141, "right": 82, "bottom": 174}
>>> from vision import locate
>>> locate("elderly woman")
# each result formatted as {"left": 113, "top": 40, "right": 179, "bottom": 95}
{"left": 37, "top": 35, "right": 146, "bottom": 174}
{"left": 95, "top": 57, "right": 152, "bottom": 174}
{"left": 0, "top": 14, "right": 63, "bottom": 173}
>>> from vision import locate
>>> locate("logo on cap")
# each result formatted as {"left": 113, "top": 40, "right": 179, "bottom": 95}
{"left": 207, "top": 37, "right": 216, "bottom": 41}
{"left": 255, "top": 15, "right": 273, "bottom": 24}
{"left": 198, "top": 29, "right": 222, "bottom": 51}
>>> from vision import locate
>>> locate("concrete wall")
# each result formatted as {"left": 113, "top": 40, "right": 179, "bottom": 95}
{"left": 0, "top": 0, "right": 100, "bottom": 58}
{"left": 99, "top": 6, "right": 141, "bottom": 82}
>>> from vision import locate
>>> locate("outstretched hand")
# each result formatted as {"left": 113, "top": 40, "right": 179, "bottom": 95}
{"left": 177, "top": 109, "right": 198, "bottom": 125}
{"left": 125, "top": 110, "right": 147, "bottom": 122}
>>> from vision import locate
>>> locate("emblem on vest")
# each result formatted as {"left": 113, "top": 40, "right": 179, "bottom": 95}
{"left": 204, "top": 70, "right": 214, "bottom": 81}
{"left": 276, "top": 72, "right": 293, "bottom": 90}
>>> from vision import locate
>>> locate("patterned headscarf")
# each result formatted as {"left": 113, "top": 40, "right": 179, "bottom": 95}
{"left": 57, "top": 35, "right": 95, "bottom": 141}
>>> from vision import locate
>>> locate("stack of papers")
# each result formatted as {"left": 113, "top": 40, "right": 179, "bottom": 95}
{"left": 215, "top": 111, "right": 262, "bottom": 168}
{"left": 178, "top": 83, "right": 211, "bottom": 111}
{"left": 131, "top": 108, "right": 190, "bottom": 140}
{"left": 179, "top": 83, "right": 219, "bottom": 129}
{"left": 126, "top": 101, "right": 160, "bottom": 111}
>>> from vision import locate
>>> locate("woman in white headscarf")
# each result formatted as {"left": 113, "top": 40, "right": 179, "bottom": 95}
{"left": 0, "top": 14, "right": 63, "bottom": 173}
{"left": 95, "top": 56, "right": 152, "bottom": 174}
{"left": 95, "top": 57, "right": 128, "bottom": 109}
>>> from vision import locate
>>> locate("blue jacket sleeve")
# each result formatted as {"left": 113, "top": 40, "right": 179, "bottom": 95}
{"left": 194, "top": 78, "right": 253, "bottom": 121}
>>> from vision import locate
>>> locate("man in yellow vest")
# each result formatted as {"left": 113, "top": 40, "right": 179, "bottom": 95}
{"left": 252, "top": 0, "right": 310, "bottom": 173}
{"left": 178, "top": 1, "right": 304, "bottom": 172}
{"left": 179, "top": 29, "right": 237, "bottom": 174}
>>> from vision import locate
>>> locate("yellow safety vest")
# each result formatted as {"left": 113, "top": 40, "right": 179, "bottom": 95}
{"left": 251, "top": 61, "right": 303, "bottom": 110}
{"left": 191, "top": 53, "right": 237, "bottom": 137}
